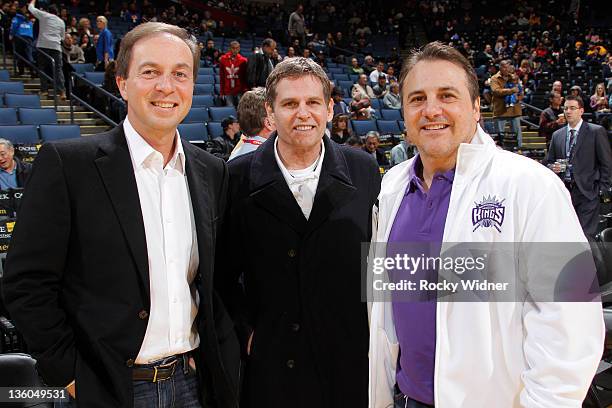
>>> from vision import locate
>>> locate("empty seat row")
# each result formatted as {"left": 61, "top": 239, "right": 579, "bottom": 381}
{"left": 0, "top": 125, "right": 81, "bottom": 144}
{"left": 0, "top": 82, "right": 25, "bottom": 95}
{"left": 0, "top": 94, "right": 40, "bottom": 108}
{"left": 0, "top": 108, "right": 57, "bottom": 125}
{"left": 183, "top": 105, "right": 236, "bottom": 121}
{"left": 351, "top": 119, "right": 405, "bottom": 136}
{"left": 178, "top": 122, "right": 221, "bottom": 141}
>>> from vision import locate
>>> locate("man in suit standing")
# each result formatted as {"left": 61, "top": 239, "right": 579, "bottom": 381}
{"left": 3, "top": 22, "right": 240, "bottom": 408}
{"left": 246, "top": 38, "right": 276, "bottom": 89}
{"left": 217, "top": 57, "right": 380, "bottom": 408}
{"left": 547, "top": 94, "right": 612, "bottom": 238}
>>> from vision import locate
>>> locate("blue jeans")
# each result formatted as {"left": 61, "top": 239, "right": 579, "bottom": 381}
{"left": 497, "top": 117, "right": 523, "bottom": 147}
{"left": 394, "top": 386, "right": 435, "bottom": 408}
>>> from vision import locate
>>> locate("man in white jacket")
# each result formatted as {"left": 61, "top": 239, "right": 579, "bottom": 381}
{"left": 368, "top": 42, "right": 604, "bottom": 408}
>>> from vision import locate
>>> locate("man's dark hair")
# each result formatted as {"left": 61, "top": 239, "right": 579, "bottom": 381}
{"left": 564, "top": 94, "right": 584, "bottom": 108}
{"left": 48, "top": 5, "right": 58, "bottom": 15}
{"left": 262, "top": 38, "right": 275, "bottom": 48}
{"left": 548, "top": 91, "right": 561, "bottom": 101}
{"left": 346, "top": 136, "right": 363, "bottom": 147}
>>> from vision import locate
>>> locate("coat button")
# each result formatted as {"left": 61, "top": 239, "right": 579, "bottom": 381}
{"left": 286, "top": 359, "right": 295, "bottom": 369}
{"left": 291, "top": 323, "right": 300, "bottom": 332}
{"left": 138, "top": 310, "right": 149, "bottom": 320}
{"left": 288, "top": 249, "right": 296, "bottom": 258}
{"left": 126, "top": 359, "right": 135, "bottom": 367}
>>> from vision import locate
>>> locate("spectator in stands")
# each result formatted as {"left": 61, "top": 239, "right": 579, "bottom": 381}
{"left": 372, "top": 74, "right": 389, "bottom": 99}
{"left": 603, "top": 55, "right": 612, "bottom": 88}
{"left": 330, "top": 114, "right": 352, "bottom": 144}
{"left": 201, "top": 39, "right": 221, "bottom": 67}
{"left": 9, "top": 5, "right": 34, "bottom": 76}
{"left": 28, "top": 0, "right": 66, "bottom": 99}
{"left": 219, "top": 40, "right": 248, "bottom": 107}
{"left": 214, "top": 115, "right": 241, "bottom": 161}
{"left": 229, "top": 87, "right": 275, "bottom": 160}
{"left": 383, "top": 82, "right": 401, "bottom": 110}
{"left": 362, "top": 55, "right": 376, "bottom": 74}
{"left": 491, "top": 59, "right": 523, "bottom": 146}
{"left": 332, "top": 86, "right": 349, "bottom": 116}
{"left": 284, "top": 46, "right": 296, "bottom": 60}
{"left": 287, "top": 4, "right": 305, "bottom": 46}
{"left": 77, "top": 17, "right": 92, "bottom": 43}
{"left": 551, "top": 80, "right": 563, "bottom": 96}
{"left": 369, "top": 61, "right": 386, "bottom": 84}
{"left": 352, "top": 73, "right": 374, "bottom": 101}
{"left": 351, "top": 94, "right": 374, "bottom": 120}
{"left": 198, "top": 22, "right": 213, "bottom": 43}
{"left": 363, "top": 131, "right": 389, "bottom": 166}
{"left": 246, "top": 38, "right": 276, "bottom": 88}
{"left": 0, "top": 139, "right": 31, "bottom": 189}
{"left": 590, "top": 82, "right": 609, "bottom": 112}
{"left": 202, "top": 10, "right": 216, "bottom": 31}
{"left": 348, "top": 57, "right": 364, "bottom": 75}
{"left": 66, "top": 16, "right": 78, "bottom": 37}
{"left": 386, "top": 66, "right": 398, "bottom": 83}
{"left": 3, "top": 22, "right": 240, "bottom": 408}
{"left": 504, "top": 66, "right": 522, "bottom": 108}
{"left": 547, "top": 95, "right": 612, "bottom": 238}
{"left": 102, "top": 60, "right": 119, "bottom": 97}
{"left": 389, "top": 131, "right": 413, "bottom": 167}
{"left": 302, "top": 48, "right": 312, "bottom": 59}
{"left": 63, "top": 33, "right": 84, "bottom": 64}
{"left": 539, "top": 91, "right": 565, "bottom": 143}
{"left": 81, "top": 33, "right": 97, "bottom": 64}
{"left": 569, "top": 85, "right": 590, "bottom": 113}
{"left": 95, "top": 16, "right": 113, "bottom": 71}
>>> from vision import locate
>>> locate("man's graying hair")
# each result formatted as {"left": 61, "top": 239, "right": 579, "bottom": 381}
{"left": 265, "top": 57, "right": 332, "bottom": 108}
{"left": 0, "top": 139, "right": 14, "bottom": 149}
{"left": 237, "top": 87, "right": 267, "bottom": 136}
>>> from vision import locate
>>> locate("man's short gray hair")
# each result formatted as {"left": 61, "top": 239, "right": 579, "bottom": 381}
{"left": 0, "top": 139, "right": 14, "bottom": 149}
{"left": 365, "top": 131, "right": 380, "bottom": 141}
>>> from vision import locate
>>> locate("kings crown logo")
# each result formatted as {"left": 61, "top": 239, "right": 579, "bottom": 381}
{"left": 472, "top": 195, "right": 505, "bottom": 232}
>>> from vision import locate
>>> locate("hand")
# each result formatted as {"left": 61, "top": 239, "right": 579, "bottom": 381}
{"left": 512, "top": 87, "right": 519, "bottom": 94}
{"left": 550, "top": 163, "right": 562, "bottom": 173}
{"left": 66, "top": 381, "right": 76, "bottom": 399}
{"left": 556, "top": 116, "right": 566, "bottom": 125}
{"left": 247, "top": 331, "right": 253, "bottom": 356}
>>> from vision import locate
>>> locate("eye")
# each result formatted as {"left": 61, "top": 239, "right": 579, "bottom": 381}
{"left": 441, "top": 93, "right": 455, "bottom": 100}
{"left": 410, "top": 95, "right": 425, "bottom": 103}
{"left": 141, "top": 69, "right": 157, "bottom": 77}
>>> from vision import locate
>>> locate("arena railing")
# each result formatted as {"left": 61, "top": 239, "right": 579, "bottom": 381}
{"left": 521, "top": 102, "right": 542, "bottom": 130}
{"left": 12, "top": 35, "right": 60, "bottom": 110}
{"left": 1, "top": 28, "right": 6, "bottom": 70}
{"left": 69, "top": 72, "right": 126, "bottom": 127}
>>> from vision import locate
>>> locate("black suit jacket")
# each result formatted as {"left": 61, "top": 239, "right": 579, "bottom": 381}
{"left": 546, "top": 121, "right": 612, "bottom": 200}
{"left": 216, "top": 134, "right": 381, "bottom": 408}
{"left": 246, "top": 53, "right": 273, "bottom": 88}
{"left": 2, "top": 126, "right": 240, "bottom": 408}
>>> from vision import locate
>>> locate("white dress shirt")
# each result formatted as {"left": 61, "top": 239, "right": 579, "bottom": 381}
{"left": 123, "top": 117, "right": 200, "bottom": 364}
{"left": 274, "top": 137, "right": 325, "bottom": 220}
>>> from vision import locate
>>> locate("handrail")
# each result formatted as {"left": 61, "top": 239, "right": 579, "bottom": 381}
{"left": 0, "top": 27, "right": 6, "bottom": 70}
{"left": 70, "top": 72, "right": 126, "bottom": 127}
{"left": 13, "top": 35, "right": 59, "bottom": 110}
{"left": 522, "top": 102, "right": 544, "bottom": 115}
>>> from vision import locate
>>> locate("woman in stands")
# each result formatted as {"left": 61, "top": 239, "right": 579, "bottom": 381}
{"left": 590, "top": 82, "right": 610, "bottom": 112}
{"left": 330, "top": 114, "right": 353, "bottom": 144}
{"left": 80, "top": 34, "right": 96, "bottom": 65}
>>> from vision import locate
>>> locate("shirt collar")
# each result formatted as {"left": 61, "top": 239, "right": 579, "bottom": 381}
{"left": 274, "top": 135, "right": 325, "bottom": 184}
{"left": 568, "top": 119, "right": 583, "bottom": 134}
{"left": 123, "top": 116, "right": 185, "bottom": 173}
{"left": 407, "top": 154, "right": 455, "bottom": 194}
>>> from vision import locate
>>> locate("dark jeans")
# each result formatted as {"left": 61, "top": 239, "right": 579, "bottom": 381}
{"left": 394, "top": 386, "right": 435, "bottom": 408}
{"left": 15, "top": 36, "right": 34, "bottom": 75}
{"left": 37, "top": 47, "right": 65, "bottom": 93}
{"left": 569, "top": 184, "right": 600, "bottom": 239}
{"left": 133, "top": 354, "right": 202, "bottom": 408}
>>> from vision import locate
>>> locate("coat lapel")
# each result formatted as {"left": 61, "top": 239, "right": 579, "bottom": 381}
{"left": 249, "top": 134, "right": 308, "bottom": 235}
{"left": 94, "top": 126, "right": 150, "bottom": 305}
{"left": 305, "top": 136, "right": 357, "bottom": 235}
{"left": 572, "top": 122, "right": 588, "bottom": 158}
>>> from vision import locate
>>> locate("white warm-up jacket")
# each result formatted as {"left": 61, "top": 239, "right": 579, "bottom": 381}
{"left": 368, "top": 126, "right": 605, "bottom": 408}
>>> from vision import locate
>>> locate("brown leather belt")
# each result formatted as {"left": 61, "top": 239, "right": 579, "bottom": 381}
{"left": 132, "top": 358, "right": 179, "bottom": 382}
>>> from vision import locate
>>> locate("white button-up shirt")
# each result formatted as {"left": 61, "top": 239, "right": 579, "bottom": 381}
{"left": 123, "top": 117, "right": 200, "bottom": 364}
{"left": 274, "top": 137, "right": 325, "bottom": 220}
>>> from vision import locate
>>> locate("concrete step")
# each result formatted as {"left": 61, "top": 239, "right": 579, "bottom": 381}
{"left": 522, "top": 143, "right": 547, "bottom": 149}
{"left": 58, "top": 118, "right": 106, "bottom": 125}
{"left": 80, "top": 125, "right": 111, "bottom": 134}
{"left": 57, "top": 111, "right": 96, "bottom": 119}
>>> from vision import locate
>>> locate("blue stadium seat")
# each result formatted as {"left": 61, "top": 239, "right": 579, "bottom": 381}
{"left": 332, "top": 73, "right": 349, "bottom": 81}
{"left": 215, "top": 75, "right": 220, "bottom": 83}
{"left": 0, "top": 125, "right": 39, "bottom": 144}
{"left": 198, "top": 68, "right": 215, "bottom": 76}
{"left": 39, "top": 125, "right": 81, "bottom": 141}
{"left": 348, "top": 74, "right": 359, "bottom": 82}
{"left": 194, "top": 84, "right": 214, "bottom": 95}
{"left": 191, "top": 95, "right": 216, "bottom": 108}
{"left": 207, "top": 122, "right": 223, "bottom": 138}
{"left": 5, "top": 94, "right": 41, "bottom": 108}
{"left": 370, "top": 99, "right": 382, "bottom": 110}
{"left": 380, "top": 109, "right": 402, "bottom": 120}
{"left": 343, "top": 97, "right": 353, "bottom": 106}
{"left": 214, "top": 84, "right": 220, "bottom": 94}
{"left": 84, "top": 72, "right": 104, "bottom": 85}
{"left": 328, "top": 67, "right": 344, "bottom": 75}
{"left": 182, "top": 107, "right": 210, "bottom": 123}
{"left": 208, "top": 106, "right": 236, "bottom": 122}
{"left": 178, "top": 123, "right": 209, "bottom": 141}
{"left": 399, "top": 120, "right": 405, "bottom": 131}
{"left": 0, "top": 108, "right": 18, "bottom": 125}
{"left": 351, "top": 120, "right": 378, "bottom": 136}
{"left": 0, "top": 70, "right": 10, "bottom": 81}
{"left": 19, "top": 108, "right": 57, "bottom": 125}
{"left": 72, "top": 63, "right": 95, "bottom": 74}
{"left": 0, "top": 81, "right": 25, "bottom": 95}
{"left": 196, "top": 75, "right": 215, "bottom": 84}
{"left": 377, "top": 120, "right": 401, "bottom": 135}
{"left": 338, "top": 80, "right": 354, "bottom": 92}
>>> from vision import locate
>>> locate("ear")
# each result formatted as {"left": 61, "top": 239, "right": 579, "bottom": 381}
{"left": 472, "top": 96, "right": 481, "bottom": 123}
{"left": 326, "top": 98, "right": 334, "bottom": 122}
{"left": 116, "top": 75, "right": 128, "bottom": 101}
{"left": 265, "top": 101, "right": 274, "bottom": 119}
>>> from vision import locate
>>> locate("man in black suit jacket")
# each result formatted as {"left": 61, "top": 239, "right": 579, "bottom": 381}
{"left": 2, "top": 23, "right": 240, "bottom": 408}
{"left": 217, "top": 57, "right": 380, "bottom": 408}
{"left": 546, "top": 95, "right": 612, "bottom": 238}
{"left": 363, "top": 131, "right": 389, "bottom": 166}
{"left": 246, "top": 38, "right": 276, "bottom": 89}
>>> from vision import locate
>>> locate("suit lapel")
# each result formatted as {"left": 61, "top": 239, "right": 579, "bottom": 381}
{"left": 306, "top": 136, "right": 357, "bottom": 235}
{"left": 249, "top": 134, "right": 308, "bottom": 235}
{"left": 183, "top": 142, "right": 213, "bottom": 292}
{"left": 572, "top": 122, "right": 588, "bottom": 158}
{"left": 94, "top": 126, "right": 150, "bottom": 304}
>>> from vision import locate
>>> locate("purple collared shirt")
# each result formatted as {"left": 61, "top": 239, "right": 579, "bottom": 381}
{"left": 387, "top": 155, "right": 454, "bottom": 405}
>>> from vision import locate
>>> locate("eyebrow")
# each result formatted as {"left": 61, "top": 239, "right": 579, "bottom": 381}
{"left": 404, "top": 86, "right": 461, "bottom": 99}
{"left": 137, "top": 62, "right": 192, "bottom": 71}
{"left": 277, "top": 96, "right": 324, "bottom": 104}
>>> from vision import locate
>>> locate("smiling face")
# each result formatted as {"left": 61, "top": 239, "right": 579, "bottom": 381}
{"left": 117, "top": 33, "right": 194, "bottom": 141}
{"left": 402, "top": 59, "right": 479, "bottom": 164}
{"left": 0, "top": 144, "right": 14, "bottom": 171}
{"left": 266, "top": 75, "right": 333, "bottom": 154}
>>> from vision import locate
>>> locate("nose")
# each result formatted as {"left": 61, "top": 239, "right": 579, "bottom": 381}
{"left": 296, "top": 101, "right": 311, "bottom": 120}
{"left": 422, "top": 97, "right": 443, "bottom": 120}
{"left": 154, "top": 74, "right": 175, "bottom": 94}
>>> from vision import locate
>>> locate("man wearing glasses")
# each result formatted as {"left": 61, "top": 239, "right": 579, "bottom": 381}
{"left": 547, "top": 94, "right": 612, "bottom": 238}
